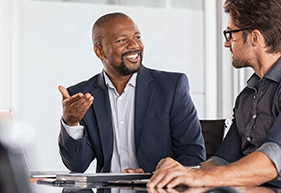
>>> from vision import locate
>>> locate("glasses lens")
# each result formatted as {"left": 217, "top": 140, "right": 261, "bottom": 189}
{"left": 226, "top": 32, "right": 231, "bottom": 41}
{"left": 223, "top": 30, "right": 231, "bottom": 41}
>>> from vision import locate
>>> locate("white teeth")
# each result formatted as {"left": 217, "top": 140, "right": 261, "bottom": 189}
{"left": 128, "top": 54, "right": 138, "bottom": 59}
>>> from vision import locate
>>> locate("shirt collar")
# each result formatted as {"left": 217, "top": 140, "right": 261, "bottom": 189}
{"left": 247, "top": 57, "right": 281, "bottom": 88}
{"left": 263, "top": 57, "right": 281, "bottom": 83}
{"left": 103, "top": 71, "right": 137, "bottom": 90}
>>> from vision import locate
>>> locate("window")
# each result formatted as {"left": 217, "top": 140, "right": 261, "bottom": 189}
{"left": 30, "top": 0, "right": 203, "bottom": 10}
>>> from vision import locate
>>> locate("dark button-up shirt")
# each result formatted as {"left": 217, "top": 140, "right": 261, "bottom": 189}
{"left": 209, "top": 57, "right": 281, "bottom": 186}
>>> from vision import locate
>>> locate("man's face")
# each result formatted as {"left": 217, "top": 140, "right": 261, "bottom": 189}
{"left": 224, "top": 17, "right": 253, "bottom": 69}
{"left": 99, "top": 17, "right": 144, "bottom": 77}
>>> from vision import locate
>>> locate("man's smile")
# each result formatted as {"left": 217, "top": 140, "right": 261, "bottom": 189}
{"left": 122, "top": 51, "right": 142, "bottom": 63}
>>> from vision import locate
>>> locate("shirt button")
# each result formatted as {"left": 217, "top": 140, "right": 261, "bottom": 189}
{"left": 121, "top": 146, "right": 125, "bottom": 150}
{"left": 247, "top": 136, "right": 251, "bottom": 142}
{"left": 119, "top": 97, "right": 123, "bottom": 101}
{"left": 120, "top": 121, "right": 124, "bottom": 125}
{"left": 254, "top": 96, "right": 256, "bottom": 99}
{"left": 253, "top": 114, "right": 257, "bottom": 119}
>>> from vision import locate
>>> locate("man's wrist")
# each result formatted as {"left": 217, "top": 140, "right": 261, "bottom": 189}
{"left": 62, "top": 118, "right": 78, "bottom": 126}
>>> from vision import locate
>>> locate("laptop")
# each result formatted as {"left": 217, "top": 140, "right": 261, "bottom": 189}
{"left": 0, "top": 109, "right": 31, "bottom": 193}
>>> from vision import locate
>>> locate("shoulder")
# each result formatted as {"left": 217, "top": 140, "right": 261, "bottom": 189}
{"left": 143, "top": 66, "right": 188, "bottom": 84}
{"left": 67, "top": 73, "right": 100, "bottom": 96}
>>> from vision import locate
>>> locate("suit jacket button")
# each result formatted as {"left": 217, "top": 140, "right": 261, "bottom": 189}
{"left": 75, "top": 145, "right": 80, "bottom": 152}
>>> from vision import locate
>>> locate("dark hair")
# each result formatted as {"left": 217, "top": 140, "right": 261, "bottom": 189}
{"left": 92, "top": 12, "right": 130, "bottom": 45}
{"left": 224, "top": 0, "right": 281, "bottom": 54}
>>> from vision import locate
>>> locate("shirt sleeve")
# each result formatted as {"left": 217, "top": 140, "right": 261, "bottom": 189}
{"left": 61, "top": 118, "right": 84, "bottom": 140}
{"left": 257, "top": 142, "right": 281, "bottom": 176}
{"left": 214, "top": 120, "right": 244, "bottom": 163}
{"left": 207, "top": 156, "right": 230, "bottom": 166}
{"left": 264, "top": 112, "right": 281, "bottom": 146}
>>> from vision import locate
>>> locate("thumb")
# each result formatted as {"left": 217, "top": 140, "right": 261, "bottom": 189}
{"left": 58, "top": 85, "right": 70, "bottom": 100}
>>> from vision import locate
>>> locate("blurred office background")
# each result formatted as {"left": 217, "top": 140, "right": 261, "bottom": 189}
{"left": 0, "top": 0, "right": 253, "bottom": 172}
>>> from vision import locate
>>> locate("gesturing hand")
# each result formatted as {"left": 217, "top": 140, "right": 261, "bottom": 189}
{"left": 58, "top": 85, "right": 94, "bottom": 126}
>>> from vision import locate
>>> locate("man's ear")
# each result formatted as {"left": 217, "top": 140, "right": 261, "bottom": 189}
{"left": 94, "top": 44, "right": 106, "bottom": 60}
{"left": 250, "top": 29, "right": 262, "bottom": 47}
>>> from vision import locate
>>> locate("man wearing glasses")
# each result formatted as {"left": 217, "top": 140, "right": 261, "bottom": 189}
{"left": 147, "top": 0, "right": 281, "bottom": 188}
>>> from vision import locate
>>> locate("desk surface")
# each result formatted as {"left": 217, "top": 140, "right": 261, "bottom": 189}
{"left": 30, "top": 180, "right": 281, "bottom": 193}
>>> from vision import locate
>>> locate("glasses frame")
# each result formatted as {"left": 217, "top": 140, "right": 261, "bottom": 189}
{"left": 223, "top": 28, "right": 250, "bottom": 41}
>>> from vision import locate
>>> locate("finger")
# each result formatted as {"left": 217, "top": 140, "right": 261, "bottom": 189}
{"left": 58, "top": 85, "right": 70, "bottom": 100}
{"left": 155, "top": 172, "right": 176, "bottom": 189}
{"left": 147, "top": 170, "right": 168, "bottom": 188}
{"left": 63, "top": 92, "right": 84, "bottom": 106}
{"left": 166, "top": 176, "right": 186, "bottom": 189}
{"left": 148, "top": 168, "right": 183, "bottom": 188}
{"left": 69, "top": 93, "right": 94, "bottom": 113}
{"left": 121, "top": 168, "right": 132, "bottom": 173}
{"left": 132, "top": 168, "right": 144, "bottom": 173}
{"left": 64, "top": 93, "right": 89, "bottom": 107}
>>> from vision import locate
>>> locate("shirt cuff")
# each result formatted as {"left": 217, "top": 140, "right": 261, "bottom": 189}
{"left": 256, "top": 142, "right": 281, "bottom": 175}
{"left": 207, "top": 156, "right": 229, "bottom": 166}
{"left": 61, "top": 119, "right": 84, "bottom": 140}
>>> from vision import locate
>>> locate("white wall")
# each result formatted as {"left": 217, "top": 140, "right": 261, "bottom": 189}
{"left": 2, "top": 1, "right": 205, "bottom": 171}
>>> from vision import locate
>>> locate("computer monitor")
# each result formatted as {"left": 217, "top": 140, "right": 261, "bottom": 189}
{"left": 0, "top": 109, "right": 31, "bottom": 193}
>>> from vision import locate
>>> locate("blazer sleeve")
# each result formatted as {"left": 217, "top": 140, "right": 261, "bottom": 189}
{"left": 170, "top": 74, "right": 206, "bottom": 166}
{"left": 58, "top": 91, "right": 96, "bottom": 173}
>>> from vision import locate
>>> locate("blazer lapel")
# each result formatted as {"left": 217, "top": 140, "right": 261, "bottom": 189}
{"left": 134, "top": 67, "right": 155, "bottom": 152}
{"left": 86, "top": 72, "right": 113, "bottom": 172}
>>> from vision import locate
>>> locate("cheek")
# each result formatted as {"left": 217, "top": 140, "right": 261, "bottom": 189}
{"left": 231, "top": 42, "right": 243, "bottom": 55}
{"left": 106, "top": 48, "right": 122, "bottom": 60}
{"left": 138, "top": 42, "right": 144, "bottom": 51}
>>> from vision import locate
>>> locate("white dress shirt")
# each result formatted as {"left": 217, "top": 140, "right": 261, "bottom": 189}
{"left": 62, "top": 72, "right": 139, "bottom": 172}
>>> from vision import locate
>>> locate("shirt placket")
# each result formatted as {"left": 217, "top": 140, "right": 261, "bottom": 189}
{"left": 117, "top": 93, "right": 127, "bottom": 170}
{"left": 246, "top": 80, "right": 269, "bottom": 143}
{"left": 245, "top": 87, "right": 258, "bottom": 143}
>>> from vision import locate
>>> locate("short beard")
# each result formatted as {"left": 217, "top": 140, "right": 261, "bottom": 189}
{"left": 115, "top": 51, "right": 143, "bottom": 76}
{"left": 232, "top": 57, "right": 252, "bottom": 69}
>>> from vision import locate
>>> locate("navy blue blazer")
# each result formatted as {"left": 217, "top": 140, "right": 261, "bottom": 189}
{"left": 59, "top": 66, "right": 206, "bottom": 173}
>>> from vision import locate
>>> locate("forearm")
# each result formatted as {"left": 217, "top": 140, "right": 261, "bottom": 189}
{"left": 208, "top": 151, "right": 278, "bottom": 186}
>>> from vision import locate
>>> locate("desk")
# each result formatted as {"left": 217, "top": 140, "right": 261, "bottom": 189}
{"left": 30, "top": 180, "right": 281, "bottom": 193}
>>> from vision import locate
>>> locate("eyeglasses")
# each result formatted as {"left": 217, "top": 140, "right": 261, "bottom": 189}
{"left": 223, "top": 28, "right": 249, "bottom": 41}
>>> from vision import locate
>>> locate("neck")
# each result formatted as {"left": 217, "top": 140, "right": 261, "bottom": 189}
{"left": 253, "top": 52, "right": 281, "bottom": 78}
{"left": 106, "top": 72, "right": 132, "bottom": 95}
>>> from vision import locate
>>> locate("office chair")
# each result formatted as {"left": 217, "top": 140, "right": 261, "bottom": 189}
{"left": 200, "top": 119, "right": 226, "bottom": 160}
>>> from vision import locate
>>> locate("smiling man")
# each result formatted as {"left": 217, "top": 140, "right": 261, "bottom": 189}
{"left": 58, "top": 12, "right": 205, "bottom": 174}
{"left": 147, "top": 0, "right": 281, "bottom": 188}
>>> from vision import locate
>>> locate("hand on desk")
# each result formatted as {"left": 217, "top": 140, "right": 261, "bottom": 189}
{"left": 121, "top": 168, "right": 144, "bottom": 173}
{"left": 58, "top": 85, "right": 94, "bottom": 126}
{"left": 147, "top": 153, "right": 278, "bottom": 189}
{"left": 147, "top": 157, "right": 207, "bottom": 189}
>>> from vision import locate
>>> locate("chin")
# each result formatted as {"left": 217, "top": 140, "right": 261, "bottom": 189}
{"left": 117, "top": 62, "right": 142, "bottom": 76}
{"left": 232, "top": 59, "right": 251, "bottom": 69}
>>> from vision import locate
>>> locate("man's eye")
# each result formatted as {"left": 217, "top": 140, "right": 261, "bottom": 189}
{"left": 117, "top": 39, "right": 126, "bottom": 43}
{"left": 135, "top": 36, "right": 141, "bottom": 39}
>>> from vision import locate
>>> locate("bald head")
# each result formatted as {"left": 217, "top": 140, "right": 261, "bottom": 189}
{"left": 92, "top": 12, "right": 131, "bottom": 46}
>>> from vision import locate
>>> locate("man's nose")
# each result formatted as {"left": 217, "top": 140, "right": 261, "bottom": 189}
{"left": 127, "top": 38, "right": 139, "bottom": 49}
{"left": 224, "top": 40, "right": 231, "bottom": 48}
